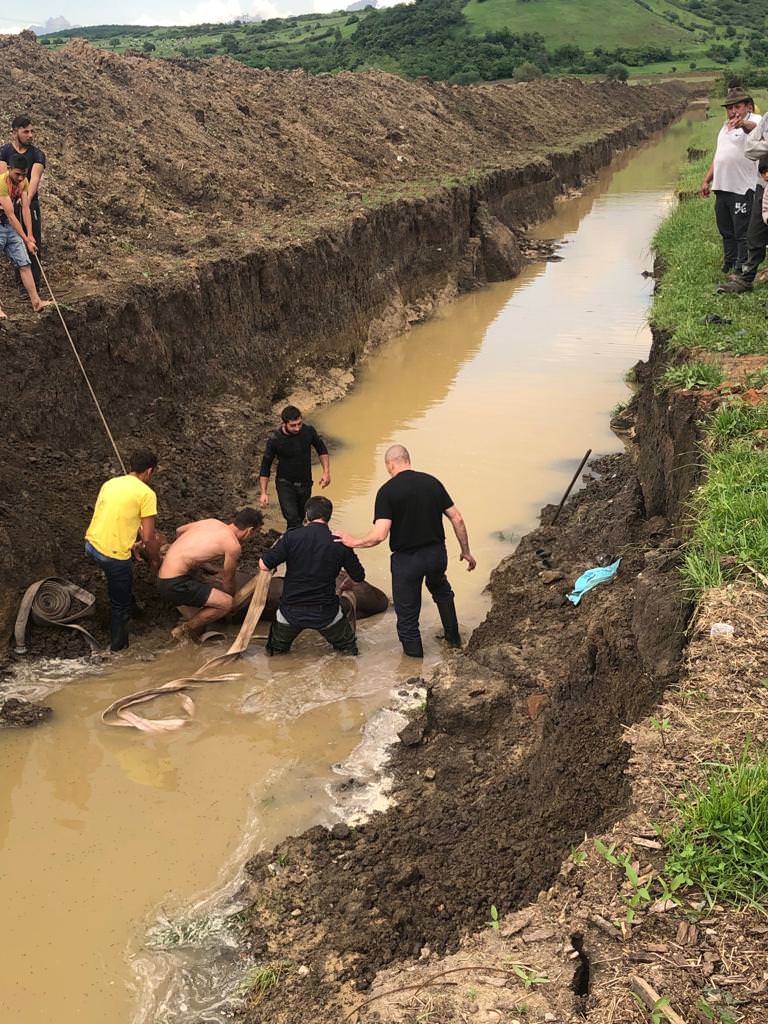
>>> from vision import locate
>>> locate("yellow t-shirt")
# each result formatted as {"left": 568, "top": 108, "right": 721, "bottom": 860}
{"left": 0, "top": 170, "right": 28, "bottom": 198}
{"left": 85, "top": 475, "right": 157, "bottom": 560}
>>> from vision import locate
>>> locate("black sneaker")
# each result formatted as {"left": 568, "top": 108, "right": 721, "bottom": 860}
{"left": 717, "top": 278, "right": 753, "bottom": 294}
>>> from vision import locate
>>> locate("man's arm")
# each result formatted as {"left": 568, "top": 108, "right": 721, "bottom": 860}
{"left": 700, "top": 160, "right": 714, "bottom": 198}
{"left": 312, "top": 429, "right": 331, "bottom": 488}
{"left": 221, "top": 546, "right": 240, "bottom": 596}
{"left": 28, "top": 161, "right": 43, "bottom": 203}
{"left": 319, "top": 453, "right": 331, "bottom": 488}
{"left": 259, "top": 533, "right": 289, "bottom": 572}
{"left": 0, "top": 195, "right": 33, "bottom": 248}
{"left": 258, "top": 437, "right": 277, "bottom": 508}
{"left": 342, "top": 546, "right": 366, "bottom": 583}
{"left": 20, "top": 191, "right": 33, "bottom": 241}
{"left": 445, "top": 506, "right": 476, "bottom": 571}
{"left": 139, "top": 515, "right": 161, "bottom": 571}
{"left": 336, "top": 519, "right": 391, "bottom": 549}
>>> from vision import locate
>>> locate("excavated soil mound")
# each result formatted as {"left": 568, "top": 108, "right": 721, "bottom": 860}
{"left": 0, "top": 33, "right": 680, "bottom": 293}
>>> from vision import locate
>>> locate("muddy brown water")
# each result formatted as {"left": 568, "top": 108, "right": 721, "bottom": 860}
{"left": 0, "top": 109, "right": 703, "bottom": 1024}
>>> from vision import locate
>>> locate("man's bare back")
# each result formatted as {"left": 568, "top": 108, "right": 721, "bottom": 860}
{"left": 160, "top": 519, "right": 241, "bottom": 579}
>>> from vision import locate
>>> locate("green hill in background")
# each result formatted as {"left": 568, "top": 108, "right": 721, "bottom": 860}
{"left": 41, "top": 0, "right": 768, "bottom": 84}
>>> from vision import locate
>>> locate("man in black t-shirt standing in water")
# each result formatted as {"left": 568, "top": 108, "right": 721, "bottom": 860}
{"left": 336, "top": 444, "right": 476, "bottom": 658}
{"left": 258, "top": 405, "right": 331, "bottom": 530}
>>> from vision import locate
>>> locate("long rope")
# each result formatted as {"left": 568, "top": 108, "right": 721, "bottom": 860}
{"left": 34, "top": 254, "right": 126, "bottom": 474}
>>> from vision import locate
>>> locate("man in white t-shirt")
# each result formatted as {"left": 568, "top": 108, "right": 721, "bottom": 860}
{"left": 700, "top": 86, "right": 760, "bottom": 276}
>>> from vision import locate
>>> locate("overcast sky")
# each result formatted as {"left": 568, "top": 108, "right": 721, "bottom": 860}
{"left": 0, "top": 0, "right": 403, "bottom": 34}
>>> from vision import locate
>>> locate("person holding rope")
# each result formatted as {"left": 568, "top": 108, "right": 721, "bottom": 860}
{"left": 85, "top": 450, "right": 161, "bottom": 652}
{"left": 0, "top": 153, "right": 49, "bottom": 315}
{"left": 157, "top": 509, "right": 263, "bottom": 643}
{"left": 0, "top": 114, "right": 46, "bottom": 293}
{"left": 259, "top": 496, "right": 364, "bottom": 655}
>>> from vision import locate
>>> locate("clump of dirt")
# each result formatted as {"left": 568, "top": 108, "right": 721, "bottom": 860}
{"left": 0, "top": 696, "right": 52, "bottom": 727}
{"left": 237, "top": 453, "right": 692, "bottom": 1023}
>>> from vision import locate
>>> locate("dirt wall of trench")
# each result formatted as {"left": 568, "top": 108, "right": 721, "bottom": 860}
{"left": 0, "top": 92, "right": 690, "bottom": 653}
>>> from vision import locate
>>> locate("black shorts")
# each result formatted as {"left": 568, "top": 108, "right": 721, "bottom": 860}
{"left": 156, "top": 574, "right": 213, "bottom": 608}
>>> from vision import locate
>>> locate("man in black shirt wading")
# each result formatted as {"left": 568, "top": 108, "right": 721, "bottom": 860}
{"left": 259, "top": 496, "right": 364, "bottom": 655}
{"left": 336, "top": 444, "right": 476, "bottom": 658}
{"left": 258, "top": 405, "right": 330, "bottom": 530}
{"left": 0, "top": 115, "right": 46, "bottom": 292}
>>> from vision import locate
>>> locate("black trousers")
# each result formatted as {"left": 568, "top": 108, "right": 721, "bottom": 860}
{"left": 266, "top": 601, "right": 358, "bottom": 655}
{"left": 276, "top": 479, "right": 312, "bottom": 530}
{"left": 740, "top": 184, "right": 768, "bottom": 283}
{"left": 390, "top": 542, "right": 459, "bottom": 653}
{"left": 14, "top": 196, "right": 42, "bottom": 289}
{"left": 714, "top": 189, "right": 753, "bottom": 272}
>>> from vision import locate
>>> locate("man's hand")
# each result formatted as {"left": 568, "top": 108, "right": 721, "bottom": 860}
{"left": 259, "top": 492, "right": 269, "bottom": 508}
{"left": 460, "top": 551, "right": 477, "bottom": 572}
{"left": 25, "top": 236, "right": 37, "bottom": 254}
{"left": 333, "top": 530, "right": 358, "bottom": 548}
{"left": 700, "top": 181, "right": 711, "bottom": 198}
{"left": 319, "top": 473, "right": 331, "bottom": 489}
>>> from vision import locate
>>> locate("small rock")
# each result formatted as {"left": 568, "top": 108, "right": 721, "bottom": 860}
{"left": 331, "top": 822, "right": 351, "bottom": 840}
{"left": 424, "top": 767, "right": 436, "bottom": 781}
{"left": 526, "top": 693, "right": 550, "bottom": 720}
{"left": 291, "top": 908, "right": 302, "bottom": 917}
{"left": 539, "top": 569, "right": 564, "bottom": 584}
{"left": 297, "top": 965, "right": 310, "bottom": 977}
{"left": 398, "top": 720, "right": 425, "bottom": 747}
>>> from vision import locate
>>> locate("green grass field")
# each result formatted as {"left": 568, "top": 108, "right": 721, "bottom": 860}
{"left": 463, "top": 0, "right": 707, "bottom": 50}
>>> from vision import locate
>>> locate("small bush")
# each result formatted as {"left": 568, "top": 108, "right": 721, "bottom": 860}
{"left": 664, "top": 743, "right": 768, "bottom": 909}
{"left": 606, "top": 62, "right": 629, "bottom": 81}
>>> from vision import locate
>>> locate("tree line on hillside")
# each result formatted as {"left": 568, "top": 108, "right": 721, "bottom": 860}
{"left": 43, "top": 0, "right": 764, "bottom": 83}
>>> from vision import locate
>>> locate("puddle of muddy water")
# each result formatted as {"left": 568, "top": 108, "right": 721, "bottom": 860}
{"left": 0, "top": 108, "right": 703, "bottom": 1024}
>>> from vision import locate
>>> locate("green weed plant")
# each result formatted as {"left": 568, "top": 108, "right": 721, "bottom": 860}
{"left": 664, "top": 743, "right": 768, "bottom": 910}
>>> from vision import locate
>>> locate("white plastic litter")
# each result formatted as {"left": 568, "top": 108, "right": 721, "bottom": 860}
{"left": 709, "top": 622, "right": 735, "bottom": 638}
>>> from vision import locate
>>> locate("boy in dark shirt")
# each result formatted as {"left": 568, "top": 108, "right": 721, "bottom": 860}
{"left": 259, "top": 496, "right": 364, "bottom": 655}
{"left": 258, "top": 405, "right": 330, "bottom": 529}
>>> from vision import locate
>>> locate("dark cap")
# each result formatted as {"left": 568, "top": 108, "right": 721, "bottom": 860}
{"left": 722, "top": 86, "right": 753, "bottom": 106}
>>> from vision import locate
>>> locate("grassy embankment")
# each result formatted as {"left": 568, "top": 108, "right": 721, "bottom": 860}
{"left": 651, "top": 95, "right": 768, "bottom": 596}
{"left": 647, "top": 98, "right": 768, "bottom": 910}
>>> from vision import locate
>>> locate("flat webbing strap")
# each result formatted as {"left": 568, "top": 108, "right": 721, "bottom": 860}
{"left": 15, "top": 577, "right": 99, "bottom": 655}
{"left": 101, "top": 570, "right": 273, "bottom": 732}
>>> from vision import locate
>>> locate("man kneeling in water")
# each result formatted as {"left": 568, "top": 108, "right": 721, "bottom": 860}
{"left": 259, "top": 495, "right": 364, "bottom": 655}
{"left": 157, "top": 508, "right": 262, "bottom": 641}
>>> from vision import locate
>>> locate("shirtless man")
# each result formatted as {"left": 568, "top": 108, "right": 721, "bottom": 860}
{"left": 157, "top": 508, "right": 262, "bottom": 640}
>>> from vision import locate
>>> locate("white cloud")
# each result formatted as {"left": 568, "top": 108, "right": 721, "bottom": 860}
{"left": 133, "top": 0, "right": 281, "bottom": 26}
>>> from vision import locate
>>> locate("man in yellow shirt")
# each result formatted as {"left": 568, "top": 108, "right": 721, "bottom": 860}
{"left": 0, "top": 153, "right": 49, "bottom": 316}
{"left": 85, "top": 450, "right": 160, "bottom": 651}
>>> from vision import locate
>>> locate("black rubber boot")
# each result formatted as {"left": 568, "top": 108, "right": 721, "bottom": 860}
{"left": 434, "top": 595, "right": 461, "bottom": 648}
{"left": 320, "top": 615, "right": 359, "bottom": 655}
{"left": 401, "top": 640, "right": 424, "bottom": 658}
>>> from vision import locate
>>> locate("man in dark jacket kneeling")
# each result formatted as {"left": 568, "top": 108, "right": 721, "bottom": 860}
{"left": 259, "top": 495, "right": 365, "bottom": 655}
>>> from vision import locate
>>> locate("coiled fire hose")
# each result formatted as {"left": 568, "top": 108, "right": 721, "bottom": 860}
{"left": 14, "top": 578, "right": 99, "bottom": 655}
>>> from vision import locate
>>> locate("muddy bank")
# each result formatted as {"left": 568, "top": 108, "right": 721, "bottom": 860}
{"left": 0, "top": 63, "right": 692, "bottom": 653}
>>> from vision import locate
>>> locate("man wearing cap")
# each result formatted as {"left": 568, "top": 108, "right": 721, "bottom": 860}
{"left": 700, "top": 87, "right": 760, "bottom": 277}
{"left": 718, "top": 88, "right": 768, "bottom": 294}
